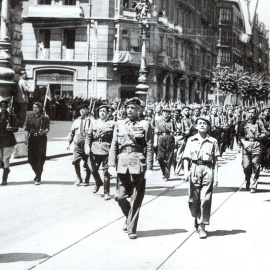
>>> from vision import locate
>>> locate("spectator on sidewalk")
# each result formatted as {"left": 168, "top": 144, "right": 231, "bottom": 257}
{"left": 183, "top": 116, "right": 219, "bottom": 239}
{"left": 0, "top": 100, "right": 19, "bottom": 185}
{"left": 25, "top": 102, "right": 50, "bottom": 185}
{"left": 14, "top": 71, "right": 30, "bottom": 127}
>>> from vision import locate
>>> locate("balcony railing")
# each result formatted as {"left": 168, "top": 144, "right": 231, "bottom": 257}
{"left": 172, "top": 59, "right": 186, "bottom": 72}
{"left": 62, "top": 48, "right": 75, "bottom": 60}
{"left": 28, "top": 2, "right": 83, "bottom": 18}
{"left": 157, "top": 54, "right": 172, "bottom": 67}
{"left": 113, "top": 51, "right": 154, "bottom": 65}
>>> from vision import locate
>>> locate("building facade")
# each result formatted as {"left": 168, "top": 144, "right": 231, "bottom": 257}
{"left": 21, "top": 0, "right": 219, "bottom": 103}
{"left": 217, "top": 0, "right": 269, "bottom": 73}
{"left": 20, "top": 0, "right": 269, "bottom": 103}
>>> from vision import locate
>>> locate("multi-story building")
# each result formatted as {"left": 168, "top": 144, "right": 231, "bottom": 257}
{"left": 21, "top": 0, "right": 219, "bottom": 103}
{"left": 217, "top": 0, "right": 269, "bottom": 73}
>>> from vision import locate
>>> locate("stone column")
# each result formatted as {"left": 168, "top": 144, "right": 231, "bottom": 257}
{"left": 1, "top": 0, "right": 9, "bottom": 40}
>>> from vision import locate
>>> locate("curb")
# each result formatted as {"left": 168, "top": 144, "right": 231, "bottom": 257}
{"left": 10, "top": 153, "right": 73, "bottom": 167}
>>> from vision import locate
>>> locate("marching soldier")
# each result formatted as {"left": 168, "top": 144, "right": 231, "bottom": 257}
{"left": 0, "top": 100, "right": 19, "bottom": 185}
{"left": 261, "top": 107, "right": 270, "bottom": 172}
{"left": 238, "top": 106, "right": 267, "bottom": 193}
{"left": 85, "top": 104, "right": 115, "bottom": 200}
{"left": 155, "top": 107, "right": 175, "bottom": 180}
{"left": 68, "top": 104, "right": 91, "bottom": 186}
{"left": 25, "top": 102, "right": 50, "bottom": 185}
{"left": 209, "top": 106, "right": 222, "bottom": 147}
{"left": 108, "top": 97, "right": 153, "bottom": 240}
{"left": 183, "top": 116, "right": 219, "bottom": 239}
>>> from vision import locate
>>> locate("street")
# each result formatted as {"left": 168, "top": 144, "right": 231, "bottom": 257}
{"left": 0, "top": 149, "right": 270, "bottom": 270}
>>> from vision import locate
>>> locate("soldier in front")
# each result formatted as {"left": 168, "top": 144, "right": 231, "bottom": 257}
{"left": 108, "top": 97, "right": 153, "bottom": 240}
{"left": 183, "top": 116, "right": 219, "bottom": 239}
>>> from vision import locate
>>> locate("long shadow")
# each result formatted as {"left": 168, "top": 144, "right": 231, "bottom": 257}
{"left": 6, "top": 181, "right": 80, "bottom": 186}
{"left": 145, "top": 186, "right": 174, "bottom": 190}
{"left": 207, "top": 229, "right": 246, "bottom": 237}
{"left": 0, "top": 253, "right": 49, "bottom": 263}
{"left": 145, "top": 188, "right": 188, "bottom": 197}
{"left": 138, "top": 229, "right": 188, "bottom": 238}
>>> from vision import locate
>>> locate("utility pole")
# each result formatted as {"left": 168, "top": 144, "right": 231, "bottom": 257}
{"left": 91, "top": 20, "right": 98, "bottom": 98}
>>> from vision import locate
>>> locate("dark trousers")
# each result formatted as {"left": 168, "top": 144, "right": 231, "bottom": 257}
{"left": 157, "top": 135, "right": 175, "bottom": 178}
{"left": 14, "top": 102, "right": 27, "bottom": 128}
{"left": 28, "top": 135, "right": 47, "bottom": 181}
{"left": 89, "top": 154, "right": 110, "bottom": 194}
{"left": 116, "top": 171, "right": 146, "bottom": 234}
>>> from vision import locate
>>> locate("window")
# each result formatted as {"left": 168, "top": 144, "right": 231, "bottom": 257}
{"left": 63, "top": 29, "right": 75, "bottom": 49}
{"left": 64, "top": 0, "right": 76, "bottom": 5}
{"left": 221, "top": 50, "right": 231, "bottom": 64}
{"left": 130, "top": 31, "right": 140, "bottom": 52}
{"left": 220, "top": 8, "right": 232, "bottom": 22}
{"left": 38, "top": 0, "right": 52, "bottom": 4}
{"left": 39, "top": 29, "right": 50, "bottom": 48}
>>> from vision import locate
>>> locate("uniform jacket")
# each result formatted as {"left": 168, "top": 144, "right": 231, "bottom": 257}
{"left": 85, "top": 118, "right": 115, "bottom": 155}
{"left": 108, "top": 118, "right": 153, "bottom": 174}
{"left": 238, "top": 119, "right": 267, "bottom": 141}
{"left": 68, "top": 116, "right": 91, "bottom": 144}
{"left": 183, "top": 133, "right": 220, "bottom": 163}
{"left": 25, "top": 112, "right": 50, "bottom": 134}
{"left": 0, "top": 111, "right": 19, "bottom": 147}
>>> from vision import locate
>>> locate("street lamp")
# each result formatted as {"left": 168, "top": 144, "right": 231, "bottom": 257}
{"left": 132, "top": 0, "right": 151, "bottom": 93}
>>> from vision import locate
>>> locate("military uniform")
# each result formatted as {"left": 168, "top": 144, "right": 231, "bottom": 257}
{"left": 155, "top": 112, "right": 175, "bottom": 179}
{"left": 261, "top": 110, "right": 270, "bottom": 172}
{"left": 68, "top": 112, "right": 91, "bottom": 185}
{"left": 238, "top": 116, "right": 266, "bottom": 192}
{"left": 86, "top": 115, "right": 115, "bottom": 198}
{"left": 108, "top": 99, "right": 153, "bottom": 238}
{"left": 183, "top": 131, "right": 219, "bottom": 235}
{"left": 25, "top": 109, "right": 50, "bottom": 183}
{"left": 0, "top": 101, "right": 19, "bottom": 185}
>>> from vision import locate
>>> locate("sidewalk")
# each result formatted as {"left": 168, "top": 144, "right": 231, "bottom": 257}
{"left": 10, "top": 121, "right": 73, "bottom": 166}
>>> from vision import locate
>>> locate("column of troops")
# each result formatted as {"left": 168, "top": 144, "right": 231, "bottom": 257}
{"left": 0, "top": 97, "right": 270, "bottom": 240}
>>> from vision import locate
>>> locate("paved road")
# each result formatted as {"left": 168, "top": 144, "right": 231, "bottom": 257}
{"left": 0, "top": 149, "right": 269, "bottom": 270}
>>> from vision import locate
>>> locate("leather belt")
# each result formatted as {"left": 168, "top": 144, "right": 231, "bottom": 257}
{"left": 192, "top": 160, "right": 213, "bottom": 166}
{"left": 30, "top": 132, "right": 46, "bottom": 137}
{"left": 120, "top": 146, "right": 143, "bottom": 154}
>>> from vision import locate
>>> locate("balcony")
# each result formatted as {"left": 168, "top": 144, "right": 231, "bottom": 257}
{"left": 201, "top": 69, "right": 211, "bottom": 79}
{"left": 172, "top": 59, "right": 186, "bottom": 72}
{"left": 158, "top": 16, "right": 168, "bottom": 26}
{"left": 157, "top": 54, "right": 172, "bottom": 67}
{"left": 175, "top": 25, "right": 183, "bottom": 35}
{"left": 113, "top": 51, "right": 154, "bottom": 65}
{"left": 37, "top": 48, "right": 50, "bottom": 60}
{"left": 62, "top": 48, "right": 75, "bottom": 60}
{"left": 123, "top": 8, "right": 136, "bottom": 18}
{"left": 28, "top": 3, "right": 83, "bottom": 18}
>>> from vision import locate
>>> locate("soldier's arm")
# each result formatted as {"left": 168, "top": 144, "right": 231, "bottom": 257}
{"left": 8, "top": 114, "right": 19, "bottom": 132}
{"left": 145, "top": 121, "right": 153, "bottom": 170}
{"left": 68, "top": 121, "right": 76, "bottom": 145}
{"left": 108, "top": 122, "right": 118, "bottom": 168}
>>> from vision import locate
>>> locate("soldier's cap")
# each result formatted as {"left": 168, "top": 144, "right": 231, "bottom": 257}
{"left": 33, "top": 102, "right": 43, "bottom": 110}
{"left": 262, "top": 107, "right": 270, "bottom": 111}
{"left": 20, "top": 70, "right": 26, "bottom": 75}
{"left": 77, "top": 103, "right": 89, "bottom": 110}
{"left": 97, "top": 104, "right": 110, "bottom": 112}
{"left": 162, "top": 107, "right": 171, "bottom": 112}
{"left": 182, "top": 106, "right": 190, "bottom": 110}
{"left": 196, "top": 116, "right": 211, "bottom": 127}
{"left": 125, "top": 97, "right": 141, "bottom": 107}
{"left": 247, "top": 106, "right": 257, "bottom": 111}
{"left": 173, "top": 108, "right": 181, "bottom": 112}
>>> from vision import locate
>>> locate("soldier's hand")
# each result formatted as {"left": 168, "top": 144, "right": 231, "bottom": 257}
{"left": 108, "top": 166, "right": 117, "bottom": 177}
{"left": 145, "top": 170, "right": 153, "bottom": 179}
{"left": 183, "top": 171, "right": 191, "bottom": 182}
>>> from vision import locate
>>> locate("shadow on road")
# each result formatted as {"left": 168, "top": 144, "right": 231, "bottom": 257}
{"left": 145, "top": 188, "right": 188, "bottom": 197}
{"left": 138, "top": 229, "right": 188, "bottom": 238}
{"left": 0, "top": 253, "right": 49, "bottom": 263}
{"left": 6, "top": 181, "right": 87, "bottom": 186}
{"left": 207, "top": 229, "right": 246, "bottom": 237}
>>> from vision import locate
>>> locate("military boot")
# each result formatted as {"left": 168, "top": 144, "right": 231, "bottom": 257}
{"left": 83, "top": 167, "right": 91, "bottom": 186}
{"left": 74, "top": 162, "right": 82, "bottom": 186}
{"left": 1, "top": 168, "right": 10, "bottom": 185}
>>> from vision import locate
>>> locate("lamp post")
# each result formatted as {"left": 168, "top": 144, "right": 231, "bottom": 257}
{"left": 133, "top": 0, "right": 151, "bottom": 94}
